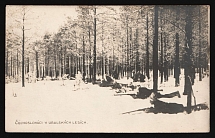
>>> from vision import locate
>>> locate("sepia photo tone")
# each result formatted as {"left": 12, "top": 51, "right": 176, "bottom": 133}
{"left": 5, "top": 5, "right": 210, "bottom": 132}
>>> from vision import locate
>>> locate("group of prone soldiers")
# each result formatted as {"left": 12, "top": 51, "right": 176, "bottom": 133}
{"left": 99, "top": 72, "right": 184, "bottom": 113}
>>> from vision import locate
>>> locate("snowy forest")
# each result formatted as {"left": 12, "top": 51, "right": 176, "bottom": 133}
{"left": 5, "top": 5, "right": 210, "bottom": 122}
{"left": 6, "top": 6, "right": 209, "bottom": 82}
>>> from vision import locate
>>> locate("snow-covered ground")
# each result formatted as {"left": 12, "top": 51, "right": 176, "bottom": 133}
{"left": 5, "top": 74, "right": 210, "bottom": 132}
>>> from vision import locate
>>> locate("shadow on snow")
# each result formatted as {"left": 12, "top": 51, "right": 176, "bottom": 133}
{"left": 122, "top": 102, "right": 209, "bottom": 114}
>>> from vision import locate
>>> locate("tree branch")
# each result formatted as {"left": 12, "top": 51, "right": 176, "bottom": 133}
{"left": 158, "top": 17, "right": 186, "bottom": 34}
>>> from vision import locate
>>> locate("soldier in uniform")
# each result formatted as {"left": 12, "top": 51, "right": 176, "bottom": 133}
{"left": 74, "top": 71, "right": 83, "bottom": 90}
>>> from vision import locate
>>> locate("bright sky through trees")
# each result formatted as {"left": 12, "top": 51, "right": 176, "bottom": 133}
{"left": 6, "top": 5, "right": 120, "bottom": 43}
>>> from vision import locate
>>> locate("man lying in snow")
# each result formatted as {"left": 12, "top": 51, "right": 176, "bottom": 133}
{"left": 115, "top": 85, "right": 181, "bottom": 99}
{"left": 99, "top": 75, "right": 115, "bottom": 87}
{"left": 147, "top": 92, "right": 184, "bottom": 114}
{"left": 111, "top": 71, "right": 147, "bottom": 89}
{"left": 133, "top": 71, "right": 146, "bottom": 82}
{"left": 122, "top": 91, "right": 185, "bottom": 114}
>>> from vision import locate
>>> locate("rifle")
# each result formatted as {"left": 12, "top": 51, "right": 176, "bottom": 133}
{"left": 114, "top": 87, "right": 163, "bottom": 97}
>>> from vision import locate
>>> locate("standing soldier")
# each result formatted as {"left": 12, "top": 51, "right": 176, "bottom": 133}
{"left": 74, "top": 71, "right": 83, "bottom": 91}
{"left": 62, "top": 74, "right": 69, "bottom": 86}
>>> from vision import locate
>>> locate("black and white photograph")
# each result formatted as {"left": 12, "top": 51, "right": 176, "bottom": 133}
{"left": 5, "top": 5, "right": 210, "bottom": 132}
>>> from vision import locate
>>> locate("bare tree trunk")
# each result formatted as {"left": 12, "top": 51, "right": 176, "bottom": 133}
{"left": 129, "top": 27, "right": 132, "bottom": 75}
{"left": 42, "top": 58, "right": 45, "bottom": 80}
{"left": 160, "top": 33, "right": 163, "bottom": 84}
{"left": 101, "top": 22, "right": 105, "bottom": 79}
{"left": 63, "top": 49, "right": 66, "bottom": 76}
{"left": 39, "top": 64, "right": 41, "bottom": 78}
{"left": 72, "top": 55, "right": 75, "bottom": 76}
{"left": 101, "top": 23, "right": 104, "bottom": 79}
{"left": 17, "top": 49, "right": 19, "bottom": 78}
{"left": 62, "top": 50, "right": 65, "bottom": 75}
{"left": 78, "top": 55, "right": 81, "bottom": 71}
{"left": 105, "top": 56, "right": 107, "bottom": 75}
{"left": 112, "top": 47, "right": 114, "bottom": 73}
{"left": 59, "top": 52, "right": 62, "bottom": 78}
{"left": 47, "top": 48, "right": 50, "bottom": 76}
{"left": 93, "top": 7, "right": 97, "bottom": 83}
{"left": 54, "top": 52, "right": 57, "bottom": 78}
{"left": 107, "top": 58, "right": 110, "bottom": 76}
{"left": 6, "top": 50, "right": 9, "bottom": 76}
{"left": 153, "top": 5, "right": 159, "bottom": 93}
{"left": 184, "top": 5, "right": 194, "bottom": 114}
{"left": 83, "top": 35, "right": 86, "bottom": 81}
{"left": 204, "top": 54, "right": 207, "bottom": 72}
{"left": 76, "top": 36, "right": 78, "bottom": 75}
{"left": 11, "top": 52, "right": 13, "bottom": 78}
{"left": 45, "top": 51, "right": 47, "bottom": 76}
{"left": 69, "top": 55, "right": 71, "bottom": 78}
{"left": 36, "top": 51, "right": 39, "bottom": 78}
{"left": 102, "top": 54, "right": 105, "bottom": 79}
{"left": 135, "top": 28, "right": 140, "bottom": 73}
{"left": 121, "top": 41, "right": 124, "bottom": 78}
{"left": 159, "top": 8, "right": 163, "bottom": 84}
{"left": 24, "top": 58, "right": 26, "bottom": 75}
{"left": 126, "top": 16, "right": 129, "bottom": 79}
{"left": 61, "top": 47, "right": 64, "bottom": 76}
{"left": 164, "top": 34, "right": 168, "bottom": 82}
{"left": 199, "top": 6, "right": 202, "bottom": 81}
{"left": 175, "top": 33, "right": 180, "bottom": 86}
{"left": 27, "top": 57, "right": 29, "bottom": 73}
{"left": 13, "top": 56, "right": 16, "bottom": 78}
{"left": 22, "top": 16, "right": 25, "bottom": 87}
{"left": 88, "top": 27, "right": 92, "bottom": 82}
{"left": 146, "top": 12, "right": 150, "bottom": 80}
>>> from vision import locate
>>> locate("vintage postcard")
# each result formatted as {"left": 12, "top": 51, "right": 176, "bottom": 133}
{"left": 5, "top": 5, "right": 210, "bottom": 132}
